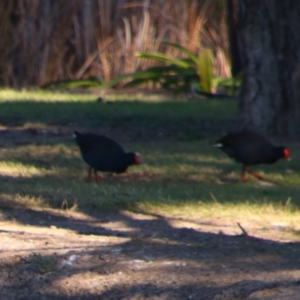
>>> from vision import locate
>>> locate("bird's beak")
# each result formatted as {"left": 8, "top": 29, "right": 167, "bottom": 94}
{"left": 283, "top": 148, "right": 290, "bottom": 161}
{"left": 134, "top": 154, "right": 140, "bottom": 164}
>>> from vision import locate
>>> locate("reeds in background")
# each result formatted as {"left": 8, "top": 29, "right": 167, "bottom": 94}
{"left": 0, "top": 0, "right": 229, "bottom": 88}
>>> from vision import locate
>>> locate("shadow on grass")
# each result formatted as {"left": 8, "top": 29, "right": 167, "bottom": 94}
{"left": 0, "top": 100, "right": 238, "bottom": 142}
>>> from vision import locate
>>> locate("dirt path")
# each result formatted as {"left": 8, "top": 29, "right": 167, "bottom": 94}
{"left": 0, "top": 208, "right": 299, "bottom": 299}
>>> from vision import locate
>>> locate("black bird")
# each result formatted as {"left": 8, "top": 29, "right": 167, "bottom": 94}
{"left": 212, "top": 131, "right": 290, "bottom": 181}
{"left": 74, "top": 131, "right": 140, "bottom": 182}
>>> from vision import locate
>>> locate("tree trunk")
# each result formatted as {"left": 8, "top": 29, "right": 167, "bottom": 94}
{"left": 226, "top": 0, "right": 242, "bottom": 76}
{"left": 236, "top": 0, "right": 300, "bottom": 140}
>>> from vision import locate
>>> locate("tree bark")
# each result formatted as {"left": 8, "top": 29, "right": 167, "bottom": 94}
{"left": 226, "top": 0, "right": 242, "bottom": 76}
{"left": 236, "top": 0, "right": 300, "bottom": 140}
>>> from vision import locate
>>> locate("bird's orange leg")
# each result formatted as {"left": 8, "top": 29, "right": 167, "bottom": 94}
{"left": 241, "top": 166, "right": 247, "bottom": 182}
{"left": 93, "top": 170, "right": 100, "bottom": 183}
{"left": 242, "top": 165, "right": 265, "bottom": 181}
{"left": 248, "top": 169, "right": 265, "bottom": 180}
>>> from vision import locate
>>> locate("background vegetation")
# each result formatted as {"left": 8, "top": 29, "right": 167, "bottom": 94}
{"left": 0, "top": 0, "right": 229, "bottom": 88}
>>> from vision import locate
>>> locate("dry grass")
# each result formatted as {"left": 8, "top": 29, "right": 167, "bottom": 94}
{"left": 0, "top": 0, "right": 229, "bottom": 87}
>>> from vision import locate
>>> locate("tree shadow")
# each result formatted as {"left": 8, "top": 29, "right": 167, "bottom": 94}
{"left": 1, "top": 207, "right": 300, "bottom": 299}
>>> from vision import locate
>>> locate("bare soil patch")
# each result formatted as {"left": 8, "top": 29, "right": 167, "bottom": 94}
{"left": 0, "top": 208, "right": 300, "bottom": 300}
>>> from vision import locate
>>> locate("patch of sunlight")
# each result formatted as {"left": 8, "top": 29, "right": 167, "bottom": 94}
{"left": 176, "top": 164, "right": 217, "bottom": 173}
{"left": 0, "top": 161, "right": 52, "bottom": 177}
{"left": 100, "top": 220, "right": 138, "bottom": 233}
{"left": 0, "top": 89, "right": 96, "bottom": 102}
{"left": 138, "top": 201, "right": 300, "bottom": 231}
{"left": 0, "top": 88, "right": 183, "bottom": 103}
{"left": 102, "top": 92, "right": 177, "bottom": 102}
{"left": 140, "top": 165, "right": 171, "bottom": 175}
{"left": 184, "top": 154, "right": 231, "bottom": 164}
{"left": 0, "top": 193, "right": 46, "bottom": 208}
{"left": 121, "top": 210, "right": 158, "bottom": 221}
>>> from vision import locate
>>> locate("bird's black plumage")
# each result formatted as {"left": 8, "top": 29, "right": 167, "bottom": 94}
{"left": 213, "top": 131, "right": 289, "bottom": 181}
{"left": 74, "top": 131, "right": 139, "bottom": 182}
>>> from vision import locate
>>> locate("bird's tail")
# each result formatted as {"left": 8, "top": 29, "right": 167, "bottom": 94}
{"left": 211, "top": 142, "right": 223, "bottom": 148}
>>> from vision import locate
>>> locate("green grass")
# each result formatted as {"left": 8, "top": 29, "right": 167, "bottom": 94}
{"left": 0, "top": 88, "right": 300, "bottom": 232}
{"left": 0, "top": 89, "right": 236, "bottom": 137}
{"left": 29, "top": 253, "right": 57, "bottom": 274}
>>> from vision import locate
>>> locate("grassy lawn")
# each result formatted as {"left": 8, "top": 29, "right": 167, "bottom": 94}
{"left": 0, "top": 88, "right": 300, "bottom": 232}
{"left": 0, "top": 88, "right": 236, "bottom": 133}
